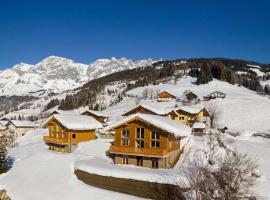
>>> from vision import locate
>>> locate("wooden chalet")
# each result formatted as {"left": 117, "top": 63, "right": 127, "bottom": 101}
{"left": 157, "top": 91, "right": 177, "bottom": 102}
{"left": 107, "top": 113, "right": 191, "bottom": 169}
{"left": 168, "top": 105, "right": 209, "bottom": 127}
{"left": 42, "top": 114, "right": 103, "bottom": 153}
{"left": 185, "top": 91, "right": 198, "bottom": 101}
{"left": 81, "top": 110, "right": 108, "bottom": 123}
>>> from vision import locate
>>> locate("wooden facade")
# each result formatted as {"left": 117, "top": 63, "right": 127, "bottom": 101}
{"left": 185, "top": 92, "right": 198, "bottom": 101}
{"left": 157, "top": 91, "right": 177, "bottom": 102}
{"left": 43, "top": 118, "right": 96, "bottom": 153}
{"left": 109, "top": 119, "right": 181, "bottom": 169}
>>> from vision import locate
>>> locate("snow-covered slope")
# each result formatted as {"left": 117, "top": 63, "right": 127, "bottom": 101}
{"left": 0, "top": 129, "right": 141, "bottom": 200}
{"left": 0, "top": 56, "right": 154, "bottom": 96}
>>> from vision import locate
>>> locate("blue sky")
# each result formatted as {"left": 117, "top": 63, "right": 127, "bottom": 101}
{"left": 0, "top": 0, "right": 270, "bottom": 70}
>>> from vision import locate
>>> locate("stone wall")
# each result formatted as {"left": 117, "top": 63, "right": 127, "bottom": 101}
{"left": 75, "top": 169, "right": 187, "bottom": 199}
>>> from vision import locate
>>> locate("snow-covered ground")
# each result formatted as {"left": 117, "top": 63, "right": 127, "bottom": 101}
{"left": 123, "top": 77, "right": 270, "bottom": 134}
{"left": 0, "top": 130, "right": 142, "bottom": 200}
{"left": 223, "top": 134, "right": 270, "bottom": 199}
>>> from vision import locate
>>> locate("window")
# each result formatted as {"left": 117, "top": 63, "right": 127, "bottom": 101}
{"left": 121, "top": 130, "right": 130, "bottom": 146}
{"left": 136, "top": 128, "right": 144, "bottom": 139}
{"left": 151, "top": 131, "right": 160, "bottom": 140}
{"left": 136, "top": 140, "right": 144, "bottom": 148}
{"left": 179, "top": 116, "right": 185, "bottom": 120}
{"left": 137, "top": 156, "right": 143, "bottom": 166}
{"left": 151, "top": 131, "right": 160, "bottom": 148}
{"left": 72, "top": 134, "right": 76, "bottom": 139}
{"left": 136, "top": 128, "right": 145, "bottom": 148}
{"left": 152, "top": 158, "right": 159, "bottom": 169}
{"left": 62, "top": 133, "right": 66, "bottom": 139}
{"left": 123, "top": 155, "right": 128, "bottom": 164}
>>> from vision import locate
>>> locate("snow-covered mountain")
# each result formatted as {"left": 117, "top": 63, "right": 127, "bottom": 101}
{"left": 0, "top": 56, "right": 154, "bottom": 96}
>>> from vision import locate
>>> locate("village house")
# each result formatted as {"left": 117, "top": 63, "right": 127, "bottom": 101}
{"left": 157, "top": 91, "right": 177, "bottom": 102}
{"left": 184, "top": 91, "right": 198, "bottom": 101}
{"left": 107, "top": 113, "right": 191, "bottom": 169}
{"left": 209, "top": 91, "right": 226, "bottom": 99}
{"left": 81, "top": 110, "right": 108, "bottom": 123}
{"left": 168, "top": 105, "right": 209, "bottom": 127}
{"left": 42, "top": 114, "right": 103, "bottom": 153}
{"left": 122, "top": 103, "right": 170, "bottom": 116}
{"left": 6, "top": 120, "right": 38, "bottom": 140}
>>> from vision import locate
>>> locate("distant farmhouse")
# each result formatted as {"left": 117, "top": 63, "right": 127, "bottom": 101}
{"left": 157, "top": 91, "right": 177, "bottom": 102}
{"left": 42, "top": 114, "right": 102, "bottom": 153}
{"left": 204, "top": 91, "right": 226, "bottom": 101}
{"left": 107, "top": 113, "right": 191, "bottom": 168}
{"left": 6, "top": 120, "right": 37, "bottom": 139}
{"left": 184, "top": 91, "right": 198, "bottom": 101}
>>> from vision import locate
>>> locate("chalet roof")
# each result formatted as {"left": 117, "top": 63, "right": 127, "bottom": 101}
{"left": 51, "top": 110, "right": 79, "bottom": 115}
{"left": 122, "top": 103, "right": 171, "bottom": 116}
{"left": 42, "top": 114, "right": 103, "bottom": 131}
{"left": 175, "top": 105, "right": 204, "bottom": 115}
{"left": 7, "top": 120, "right": 38, "bottom": 128}
{"left": 185, "top": 91, "right": 197, "bottom": 97}
{"left": 192, "top": 122, "right": 206, "bottom": 129}
{"left": 107, "top": 113, "right": 191, "bottom": 138}
{"left": 158, "top": 91, "right": 177, "bottom": 98}
{"left": 81, "top": 110, "right": 108, "bottom": 118}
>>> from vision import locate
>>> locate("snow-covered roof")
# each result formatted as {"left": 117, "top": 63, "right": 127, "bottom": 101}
{"left": 81, "top": 110, "right": 108, "bottom": 118}
{"left": 43, "top": 114, "right": 103, "bottom": 130}
{"left": 176, "top": 104, "right": 204, "bottom": 115}
{"left": 122, "top": 103, "right": 171, "bottom": 116}
{"left": 158, "top": 90, "right": 177, "bottom": 98}
{"left": 8, "top": 120, "right": 38, "bottom": 128}
{"left": 210, "top": 91, "right": 225, "bottom": 95}
{"left": 107, "top": 113, "right": 191, "bottom": 138}
{"left": 51, "top": 110, "right": 79, "bottom": 115}
{"left": 192, "top": 122, "right": 206, "bottom": 129}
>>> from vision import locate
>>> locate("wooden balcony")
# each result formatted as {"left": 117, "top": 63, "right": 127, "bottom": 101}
{"left": 109, "top": 145, "right": 168, "bottom": 157}
{"left": 43, "top": 136, "right": 68, "bottom": 145}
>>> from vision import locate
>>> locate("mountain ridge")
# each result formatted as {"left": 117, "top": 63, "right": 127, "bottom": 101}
{"left": 0, "top": 56, "right": 154, "bottom": 96}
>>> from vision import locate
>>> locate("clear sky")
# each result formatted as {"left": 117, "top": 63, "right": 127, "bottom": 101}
{"left": 0, "top": 0, "right": 270, "bottom": 70}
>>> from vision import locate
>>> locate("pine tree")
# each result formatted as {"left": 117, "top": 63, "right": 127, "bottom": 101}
{"left": 0, "top": 144, "right": 9, "bottom": 174}
{"left": 197, "top": 64, "right": 213, "bottom": 84}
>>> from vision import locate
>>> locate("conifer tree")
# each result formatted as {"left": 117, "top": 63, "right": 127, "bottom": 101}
{"left": 0, "top": 144, "right": 9, "bottom": 174}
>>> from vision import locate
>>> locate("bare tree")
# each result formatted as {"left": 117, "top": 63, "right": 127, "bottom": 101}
{"left": 205, "top": 101, "right": 222, "bottom": 128}
{"left": 149, "top": 88, "right": 154, "bottom": 100}
{"left": 183, "top": 136, "right": 258, "bottom": 200}
{"left": 152, "top": 135, "right": 258, "bottom": 200}
{"left": 142, "top": 88, "right": 148, "bottom": 99}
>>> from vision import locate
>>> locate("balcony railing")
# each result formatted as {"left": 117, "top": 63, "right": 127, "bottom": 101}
{"left": 43, "top": 136, "right": 68, "bottom": 144}
{"left": 109, "top": 145, "right": 168, "bottom": 157}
